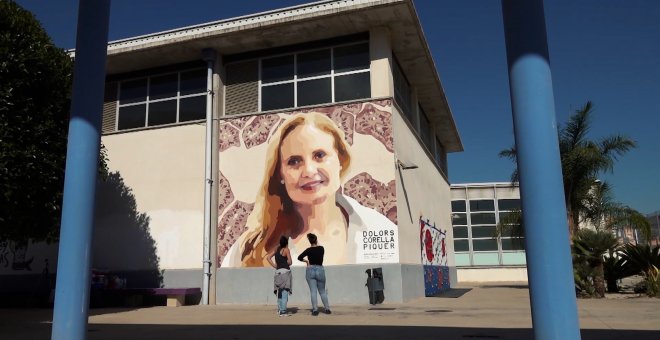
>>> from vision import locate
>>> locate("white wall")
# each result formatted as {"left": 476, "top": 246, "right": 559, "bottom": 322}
{"left": 392, "top": 107, "right": 454, "bottom": 266}
{"left": 100, "top": 124, "right": 206, "bottom": 271}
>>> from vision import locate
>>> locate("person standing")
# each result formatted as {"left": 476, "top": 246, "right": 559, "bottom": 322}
{"left": 298, "top": 233, "right": 331, "bottom": 316}
{"left": 267, "top": 236, "right": 292, "bottom": 316}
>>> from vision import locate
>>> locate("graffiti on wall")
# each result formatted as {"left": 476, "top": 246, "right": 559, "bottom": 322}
{"left": 0, "top": 240, "right": 34, "bottom": 271}
{"left": 420, "top": 218, "right": 447, "bottom": 266}
{"left": 420, "top": 217, "right": 450, "bottom": 296}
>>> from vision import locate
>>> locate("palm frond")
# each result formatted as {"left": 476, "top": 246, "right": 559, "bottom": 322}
{"left": 561, "top": 101, "right": 593, "bottom": 150}
{"left": 619, "top": 243, "right": 660, "bottom": 277}
{"left": 498, "top": 146, "right": 519, "bottom": 183}
{"left": 573, "top": 229, "right": 619, "bottom": 258}
{"left": 599, "top": 135, "right": 637, "bottom": 171}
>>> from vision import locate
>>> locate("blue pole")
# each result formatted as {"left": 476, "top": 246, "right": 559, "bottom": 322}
{"left": 501, "top": 1, "right": 580, "bottom": 339}
{"left": 51, "top": 1, "right": 110, "bottom": 339}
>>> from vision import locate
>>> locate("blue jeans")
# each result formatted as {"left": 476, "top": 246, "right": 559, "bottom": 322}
{"left": 277, "top": 289, "right": 289, "bottom": 314}
{"left": 305, "top": 265, "right": 330, "bottom": 312}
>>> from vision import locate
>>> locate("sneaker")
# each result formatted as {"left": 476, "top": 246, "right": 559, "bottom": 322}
{"left": 324, "top": 309, "right": 332, "bottom": 315}
{"left": 279, "top": 312, "right": 291, "bottom": 317}
{"left": 311, "top": 310, "right": 319, "bottom": 316}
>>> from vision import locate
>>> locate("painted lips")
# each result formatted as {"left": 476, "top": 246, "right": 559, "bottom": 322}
{"left": 300, "top": 180, "right": 324, "bottom": 191}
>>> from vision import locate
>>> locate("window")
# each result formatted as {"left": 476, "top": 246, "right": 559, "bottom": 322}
{"left": 451, "top": 213, "right": 467, "bottom": 226}
{"left": 471, "top": 213, "right": 496, "bottom": 225}
{"left": 497, "top": 198, "right": 525, "bottom": 256}
{"left": 259, "top": 42, "right": 370, "bottom": 111}
{"left": 470, "top": 200, "right": 495, "bottom": 212}
{"left": 451, "top": 200, "right": 466, "bottom": 212}
{"left": 393, "top": 58, "right": 412, "bottom": 122}
{"left": 451, "top": 200, "right": 470, "bottom": 255}
{"left": 498, "top": 199, "right": 521, "bottom": 211}
{"left": 451, "top": 194, "right": 526, "bottom": 267}
{"left": 115, "top": 68, "right": 207, "bottom": 131}
{"left": 434, "top": 138, "right": 447, "bottom": 175}
{"left": 419, "top": 107, "right": 434, "bottom": 152}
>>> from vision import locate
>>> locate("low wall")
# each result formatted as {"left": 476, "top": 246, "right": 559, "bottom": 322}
{"left": 216, "top": 263, "right": 440, "bottom": 305}
{"left": 457, "top": 266, "right": 528, "bottom": 283}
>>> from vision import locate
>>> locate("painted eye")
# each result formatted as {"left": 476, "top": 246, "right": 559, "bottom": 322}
{"left": 287, "top": 156, "right": 302, "bottom": 166}
{"left": 313, "top": 151, "right": 326, "bottom": 160}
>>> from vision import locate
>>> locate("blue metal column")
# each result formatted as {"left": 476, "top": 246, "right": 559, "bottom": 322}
{"left": 501, "top": 1, "right": 580, "bottom": 339}
{"left": 51, "top": 1, "right": 110, "bottom": 339}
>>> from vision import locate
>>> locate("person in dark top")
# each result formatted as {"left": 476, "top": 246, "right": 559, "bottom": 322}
{"left": 297, "top": 233, "right": 331, "bottom": 316}
{"left": 268, "top": 236, "right": 292, "bottom": 316}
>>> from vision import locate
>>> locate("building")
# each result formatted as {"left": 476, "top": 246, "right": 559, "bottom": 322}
{"left": 618, "top": 211, "right": 660, "bottom": 246}
{"left": 1, "top": 0, "right": 463, "bottom": 305}
{"left": 450, "top": 183, "right": 528, "bottom": 282}
{"left": 647, "top": 211, "right": 660, "bottom": 247}
{"left": 450, "top": 183, "right": 660, "bottom": 283}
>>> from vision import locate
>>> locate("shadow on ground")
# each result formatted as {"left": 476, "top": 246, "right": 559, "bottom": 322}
{"left": 428, "top": 288, "right": 472, "bottom": 298}
{"left": 479, "top": 285, "right": 529, "bottom": 289}
{"left": 3, "top": 322, "right": 659, "bottom": 340}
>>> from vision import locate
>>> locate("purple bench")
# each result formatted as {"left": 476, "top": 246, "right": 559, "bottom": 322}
{"left": 121, "top": 287, "right": 201, "bottom": 307}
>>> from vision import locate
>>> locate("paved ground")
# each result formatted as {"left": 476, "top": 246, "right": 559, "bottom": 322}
{"left": 1, "top": 283, "right": 658, "bottom": 340}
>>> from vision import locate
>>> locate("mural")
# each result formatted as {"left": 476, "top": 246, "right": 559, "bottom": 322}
{"left": 217, "top": 100, "right": 398, "bottom": 267}
{"left": 0, "top": 240, "right": 34, "bottom": 271}
{"left": 420, "top": 217, "right": 450, "bottom": 295}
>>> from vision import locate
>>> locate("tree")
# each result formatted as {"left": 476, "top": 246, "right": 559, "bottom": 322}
{"left": 0, "top": 1, "right": 107, "bottom": 244}
{"left": 581, "top": 181, "right": 651, "bottom": 242}
{"left": 573, "top": 229, "right": 619, "bottom": 298}
{"left": 619, "top": 243, "right": 660, "bottom": 297}
{"left": 499, "top": 102, "right": 636, "bottom": 237}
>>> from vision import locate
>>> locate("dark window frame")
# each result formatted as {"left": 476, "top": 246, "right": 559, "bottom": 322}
{"left": 254, "top": 41, "right": 371, "bottom": 112}
{"left": 114, "top": 67, "right": 208, "bottom": 131}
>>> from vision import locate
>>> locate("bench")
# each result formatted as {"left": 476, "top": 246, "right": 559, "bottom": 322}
{"left": 127, "top": 288, "right": 201, "bottom": 307}
{"left": 151, "top": 288, "right": 201, "bottom": 307}
{"left": 91, "top": 287, "right": 201, "bottom": 307}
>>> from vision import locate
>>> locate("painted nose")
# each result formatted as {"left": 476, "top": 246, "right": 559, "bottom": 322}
{"left": 302, "top": 161, "right": 317, "bottom": 177}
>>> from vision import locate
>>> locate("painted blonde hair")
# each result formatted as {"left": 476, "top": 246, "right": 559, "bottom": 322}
{"left": 239, "top": 112, "right": 352, "bottom": 266}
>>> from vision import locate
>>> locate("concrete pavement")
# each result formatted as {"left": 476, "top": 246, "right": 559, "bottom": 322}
{"left": 1, "top": 283, "right": 658, "bottom": 339}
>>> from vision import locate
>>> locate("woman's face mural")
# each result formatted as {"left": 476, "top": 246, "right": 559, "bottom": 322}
{"left": 279, "top": 124, "right": 342, "bottom": 206}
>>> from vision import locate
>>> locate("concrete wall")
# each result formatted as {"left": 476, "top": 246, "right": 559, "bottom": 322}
{"left": 370, "top": 26, "right": 394, "bottom": 98}
{"left": 217, "top": 263, "right": 423, "bottom": 305}
{"left": 391, "top": 106, "right": 456, "bottom": 287}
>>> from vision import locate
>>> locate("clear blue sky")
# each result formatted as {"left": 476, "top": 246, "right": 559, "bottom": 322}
{"left": 16, "top": 0, "right": 660, "bottom": 214}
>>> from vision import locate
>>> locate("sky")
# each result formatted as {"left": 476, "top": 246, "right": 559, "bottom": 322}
{"left": 15, "top": 0, "right": 660, "bottom": 214}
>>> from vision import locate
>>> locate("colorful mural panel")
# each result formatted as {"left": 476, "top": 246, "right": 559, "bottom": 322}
{"left": 423, "top": 265, "right": 450, "bottom": 296}
{"left": 420, "top": 217, "right": 450, "bottom": 295}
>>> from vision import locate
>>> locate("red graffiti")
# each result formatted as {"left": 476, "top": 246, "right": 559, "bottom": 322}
{"left": 424, "top": 229, "right": 434, "bottom": 262}
{"left": 441, "top": 237, "right": 446, "bottom": 258}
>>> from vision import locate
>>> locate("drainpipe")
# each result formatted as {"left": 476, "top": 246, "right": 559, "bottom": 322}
{"left": 201, "top": 48, "right": 217, "bottom": 305}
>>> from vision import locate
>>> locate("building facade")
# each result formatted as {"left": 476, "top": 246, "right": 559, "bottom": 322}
{"left": 0, "top": 0, "right": 464, "bottom": 305}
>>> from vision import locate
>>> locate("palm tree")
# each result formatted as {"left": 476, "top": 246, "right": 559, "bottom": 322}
{"left": 499, "top": 102, "right": 636, "bottom": 237}
{"left": 603, "top": 253, "right": 628, "bottom": 293}
{"left": 619, "top": 243, "right": 660, "bottom": 297}
{"left": 573, "top": 229, "right": 619, "bottom": 297}
{"left": 581, "top": 181, "right": 651, "bottom": 242}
